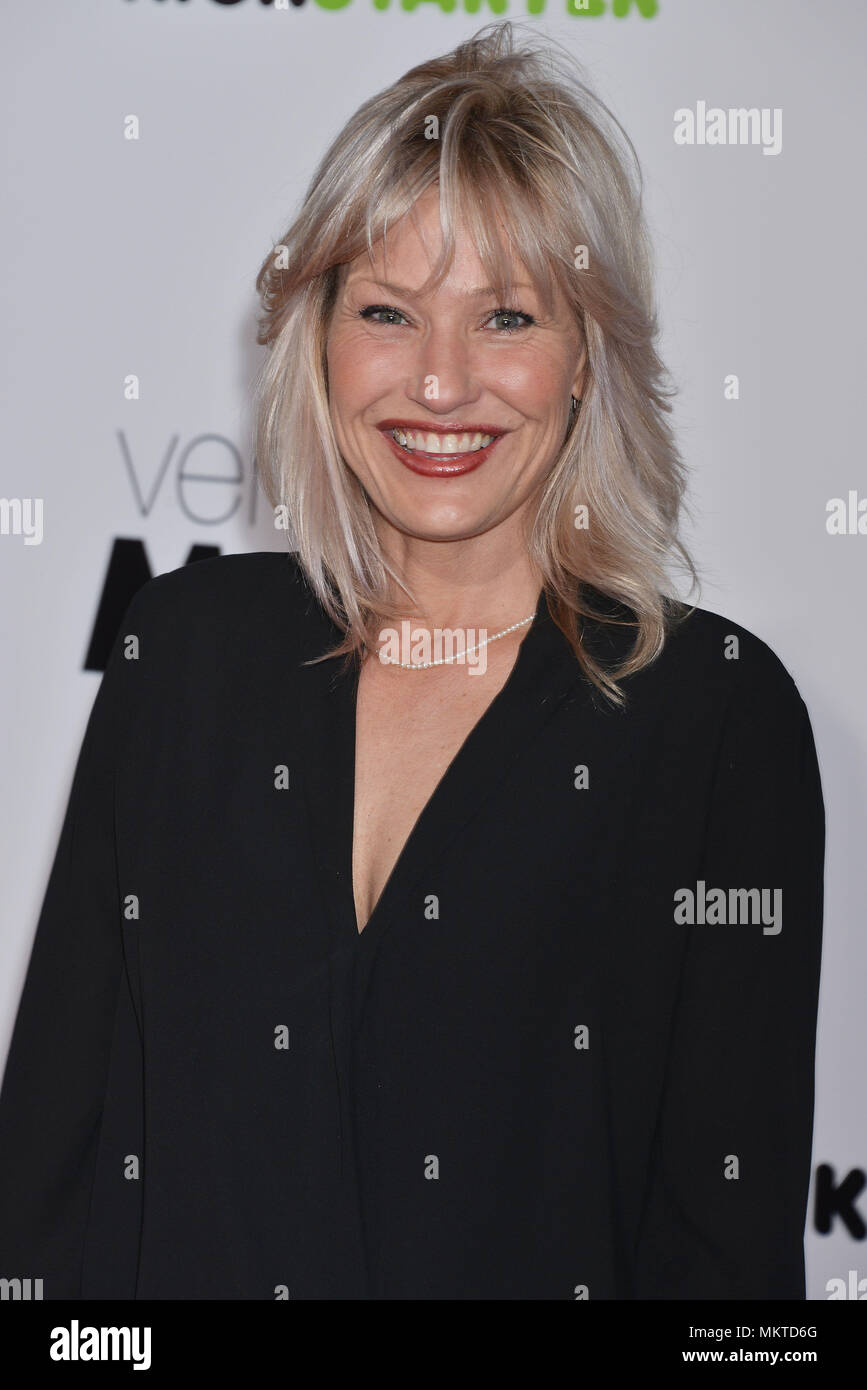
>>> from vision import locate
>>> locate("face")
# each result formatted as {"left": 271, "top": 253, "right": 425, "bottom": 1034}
{"left": 325, "top": 185, "right": 585, "bottom": 548}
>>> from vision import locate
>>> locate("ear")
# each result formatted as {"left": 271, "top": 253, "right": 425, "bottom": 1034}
{"left": 571, "top": 338, "right": 587, "bottom": 401}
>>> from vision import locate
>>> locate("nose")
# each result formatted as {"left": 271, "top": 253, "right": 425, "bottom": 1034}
{"left": 404, "top": 320, "right": 482, "bottom": 415}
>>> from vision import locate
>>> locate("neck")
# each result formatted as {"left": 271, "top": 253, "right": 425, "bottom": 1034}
{"left": 375, "top": 525, "right": 542, "bottom": 633}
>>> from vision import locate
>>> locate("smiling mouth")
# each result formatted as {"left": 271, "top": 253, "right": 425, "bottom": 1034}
{"left": 389, "top": 427, "right": 497, "bottom": 456}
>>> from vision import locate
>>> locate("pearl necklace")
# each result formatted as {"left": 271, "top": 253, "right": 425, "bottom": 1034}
{"left": 378, "top": 614, "right": 536, "bottom": 669}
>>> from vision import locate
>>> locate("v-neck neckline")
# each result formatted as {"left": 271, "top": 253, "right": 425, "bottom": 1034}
{"left": 286, "top": 568, "right": 618, "bottom": 965}
{"left": 346, "top": 592, "right": 546, "bottom": 939}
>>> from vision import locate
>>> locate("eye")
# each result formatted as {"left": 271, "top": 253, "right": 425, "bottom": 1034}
{"left": 358, "top": 304, "right": 409, "bottom": 327}
{"left": 357, "top": 303, "right": 536, "bottom": 333}
{"left": 484, "top": 308, "right": 536, "bottom": 334}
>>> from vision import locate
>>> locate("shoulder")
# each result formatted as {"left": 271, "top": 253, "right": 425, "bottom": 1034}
{"left": 600, "top": 599, "right": 823, "bottom": 839}
{"left": 665, "top": 606, "right": 825, "bottom": 856}
{"left": 657, "top": 600, "right": 805, "bottom": 709}
{"left": 650, "top": 601, "right": 821, "bottom": 789}
{"left": 123, "top": 550, "right": 328, "bottom": 638}
{"left": 594, "top": 594, "right": 814, "bottom": 752}
{"left": 115, "top": 550, "right": 336, "bottom": 675}
{"left": 127, "top": 550, "right": 307, "bottom": 620}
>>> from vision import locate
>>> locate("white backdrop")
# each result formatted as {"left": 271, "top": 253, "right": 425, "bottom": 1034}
{"left": 1, "top": 0, "right": 864, "bottom": 1301}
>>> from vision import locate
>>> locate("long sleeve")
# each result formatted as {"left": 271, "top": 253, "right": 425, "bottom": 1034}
{"left": 0, "top": 590, "right": 143, "bottom": 1299}
{"left": 633, "top": 653, "right": 825, "bottom": 1299}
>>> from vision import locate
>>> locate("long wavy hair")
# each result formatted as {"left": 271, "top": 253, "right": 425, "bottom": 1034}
{"left": 252, "top": 20, "right": 699, "bottom": 705}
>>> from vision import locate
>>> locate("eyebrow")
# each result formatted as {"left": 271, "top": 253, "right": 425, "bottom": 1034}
{"left": 347, "top": 277, "right": 536, "bottom": 299}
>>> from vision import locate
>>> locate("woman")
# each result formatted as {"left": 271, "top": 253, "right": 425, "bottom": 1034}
{"left": 0, "top": 22, "right": 824, "bottom": 1299}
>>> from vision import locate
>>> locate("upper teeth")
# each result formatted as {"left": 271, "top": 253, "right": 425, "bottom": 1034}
{"left": 391, "top": 428, "right": 495, "bottom": 454}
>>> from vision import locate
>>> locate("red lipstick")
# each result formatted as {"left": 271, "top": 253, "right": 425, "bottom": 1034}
{"left": 377, "top": 419, "right": 508, "bottom": 436}
{"left": 376, "top": 421, "right": 507, "bottom": 478}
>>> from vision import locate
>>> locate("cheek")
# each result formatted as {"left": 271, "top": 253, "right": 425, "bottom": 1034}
{"left": 491, "top": 350, "right": 572, "bottom": 417}
{"left": 327, "top": 332, "right": 397, "bottom": 411}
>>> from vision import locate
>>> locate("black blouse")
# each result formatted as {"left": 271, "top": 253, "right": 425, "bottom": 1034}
{"left": 0, "top": 551, "right": 824, "bottom": 1299}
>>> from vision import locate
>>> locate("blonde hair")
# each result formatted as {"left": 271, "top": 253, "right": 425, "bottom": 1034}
{"left": 252, "top": 19, "right": 699, "bottom": 705}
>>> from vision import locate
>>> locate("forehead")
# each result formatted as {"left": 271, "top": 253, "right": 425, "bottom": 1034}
{"left": 340, "top": 191, "right": 558, "bottom": 312}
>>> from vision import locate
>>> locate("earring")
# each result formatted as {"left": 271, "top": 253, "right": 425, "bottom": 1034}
{"left": 570, "top": 395, "right": 582, "bottom": 417}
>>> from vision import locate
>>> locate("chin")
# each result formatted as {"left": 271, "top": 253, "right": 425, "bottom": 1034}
{"left": 377, "top": 498, "right": 499, "bottom": 543}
